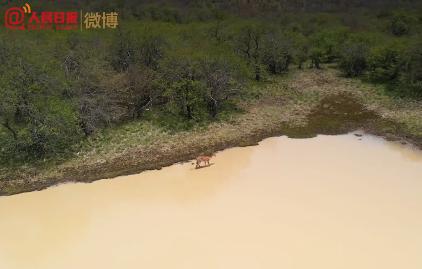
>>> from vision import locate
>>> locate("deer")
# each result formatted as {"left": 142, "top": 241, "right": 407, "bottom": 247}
{"left": 195, "top": 155, "right": 213, "bottom": 168}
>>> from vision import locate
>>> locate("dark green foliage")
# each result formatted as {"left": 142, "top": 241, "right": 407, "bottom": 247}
{"left": 14, "top": 98, "right": 81, "bottom": 159}
{"left": 132, "top": 5, "right": 184, "bottom": 23}
{"left": 262, "top": 32, "right": 293, "bottom": 74}
{"left": 199, "top": 57, "right": 244, "bottom": 117}
{"left": 208, "top": 20, "right": 229, "bottom": 43}
{"left": 0, "top": 46, "right": 81, "bottom": 161}
{"left": 120, "top": 66, "right": 163, "bottom": 119}
{"left": 368, "top": 43, "right": 403, "bottom": 82}
{"left": 309, "top": 47, "right": 323, "bottom": 69}
{"left": 309, "top": 28, "right": 348, "bottom": 64}
{"left": 338, "top": 39, "right": 369, "bottom": 77}
{"left": 161, "top": 53, "right": 244, "bottom": 121}
{"left": 1, "top": 2, "right": 422, "bottom": 164}
{"left": 161, "top": 55, "right": 208, "bottom": 120}
{"left": 399, "top": 39, "right": 422, "bottom": 97}
{"left": 110, "top": 29, "right": 167, "bottom": 71}
{"left": 389, "top": 13, "right": 412, "bottom": 36}
{"left": 138, "top": 34, "right": 167, "bottom": 70}
{"left": 289, "top": 32, "right": 309, "bottom": 69}
{"left": 111, "top": 30, "right": 135, "bottom": 72}
{"left": 233, "top": 23, "right": 265, "bottom": 80}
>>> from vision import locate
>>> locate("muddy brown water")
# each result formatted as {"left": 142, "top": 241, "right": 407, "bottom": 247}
{"left": 0, "top": 133, "right": 421, "bottom": 269}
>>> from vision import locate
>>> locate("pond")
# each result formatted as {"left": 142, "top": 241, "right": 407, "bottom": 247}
{"left": 0, "top": 133, "right": 421, "bottom": 269}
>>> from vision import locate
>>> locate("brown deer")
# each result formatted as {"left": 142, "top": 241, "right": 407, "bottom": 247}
{"left": 195, "top": 155, "right": 213, "bottom": 168}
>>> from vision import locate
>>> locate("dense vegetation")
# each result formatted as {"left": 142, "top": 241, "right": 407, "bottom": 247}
{"left": 0, "top": 0, "right": 421, "bottom": 165}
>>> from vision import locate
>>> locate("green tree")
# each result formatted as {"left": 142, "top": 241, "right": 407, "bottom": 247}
{"left": 117, "top": 65, "right": 162, "bottom": 119}
{"left": 290, "top": 32, "right": 309, "bottom": 69}
{"left": 200, "top": 57, "right": 244, "bottom": 117}
{"left": 400, "top": 39, "right": 422, "bottom": 97}
{"left": 234, "top": 23, "right": 265, "bottom": 81}
{"left": 262, "top": 31, "right": 293, "bottom": 74}
{"left": 309, "top": 47, "right": 323, "bottom": 69}
{"left": 309, "top": 28, "right": 348, "bottom": 64}
{"left": 161, "top": 56, "right": 208, "bottom": 121}
{"left": 111, "top": 29, "right": 135, "bottom": 72}
{"left": 389, "top": 13, "right": 413, "bottom": 36}
{"left": 338, "top": 38, "right": 369, "bottom": 77}
{"left": 138, "top": 34, "right": 167, "bottom": 70}
{"left": 368, "top": 43, "right": 404, "bottom": 82}
{"left": 0, "top": 57, "right": 81, "bottom": 160}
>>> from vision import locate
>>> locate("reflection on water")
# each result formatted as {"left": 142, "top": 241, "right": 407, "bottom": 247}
{"left": 0, "top": 133, "right": 421, "bottom": 269}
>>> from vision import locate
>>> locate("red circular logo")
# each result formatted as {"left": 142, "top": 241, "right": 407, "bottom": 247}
{"left": 5, "top": 7, "right": 25, "bottom": 30}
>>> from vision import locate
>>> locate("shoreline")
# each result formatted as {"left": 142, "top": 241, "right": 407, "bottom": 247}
{"left": 1, "top": 126, "right": 420, "bottom": 198}
{"left": 1, "top": 69, "right": 421, "bottom": 196}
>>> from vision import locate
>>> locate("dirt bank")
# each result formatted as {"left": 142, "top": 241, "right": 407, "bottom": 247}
{"left": 1, "top": 69, "right": 421, "bottom": 196}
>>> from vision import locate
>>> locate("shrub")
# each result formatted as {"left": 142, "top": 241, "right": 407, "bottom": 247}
{"left": 289, "top": 32, "right": 309, "bottom": 69}
{"left": 389, "top": 13, "right": 412, "bottom": 36}
{"left": 161, "top": 52, "right": 245, "bottom": 120}
{"left": 262, "top": 32, "right": 293, "bottom": 74}
{"left": 199, "top": 57, "right": 244, "bottom": 117}
{"left": 399, "top": 39, "right": 422, "bottom": 98}
{"left": 233, "top": 23, "right": 266, "bottom": 80}
{"left": 309, "top": 28, "right": 349, "bottom": 63}
{"left": 137, "top": 34, "right": 167, "bottom": 70}
{"left": 110, "top": 65, "right": 163, "bottom": 120}
{"left": 161, "top": 56, "right": 208, "bottom": 121}
{"left": 338, "top": 40, "right": 369, "bottom": 77}
{"left": 0, "top": 59, "right": 81, "bottom": 161}
{"left": 14, "top": 99, "right": 81, "bottom": 159}
{"left": 368, "top": 44, "right": 404, "bottom": 82}
{"left": 110, "top": 30, "right": 135, "bottom": 72}
{"left": 309, "top": 47, "right": 323, "bottom": 69}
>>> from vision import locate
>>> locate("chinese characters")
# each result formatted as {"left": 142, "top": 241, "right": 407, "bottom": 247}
{"left": 83, "top": 12, "right": 119, "bottom": 30}
{"left": 27, "top": 11, "right": 79, "bottom": 30}
{"left": 3, "top": 3, "right": 119, "bottom": 31}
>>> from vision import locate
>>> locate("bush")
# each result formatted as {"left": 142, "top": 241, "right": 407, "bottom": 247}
{"left": 309, "top": 28, "right": 349, "bottom": 64}
{"left": 166, "top": 79, "right": 208, "bottom": 121}
{"left": 289, "top": 32, "right": 309, "bottom": 69}
{"left": 134, "top": 5, "right": 184, "bottom": 23}
{"left": 338, "top": 36, "right": 370, "bottom": 77}
{"left": 233, "top": 23, "right": 266, "bottom": 80}
{"left": 389, "top": 13, "right": 412, "bottom": 36}
{"left": 399, "top": 39, "right": 422, "bottom": 98}
{"left": 0, "top": 58, "right": 82, "bottom": 161}
{"left": 110, "top": 30, "right": 135, "bottom": 72}
{"left": 161, "top": 56, "right": 208, "bottom": 121}
{"left": 138, "top": 34, "right": 167, "bottom": 70}
{"left": 262, "top": 32, "right": 293, "bottom": 74}
{"left": 14, "top": 99, "right": 81, "bottom": 159}
{"left": 309, "top": 47, "right": 323, "bottom": 69}
{"left": 118, "top": 66, "right": 162, "bottom": 119}
{"left": 368, "top": 43, "right": 404, "bottom": 82}
{"left": 160, "top": 52, "right": 245, "bottom": 121}
{"left": 199, "top": 57, "right": 244, "bottom": 117}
